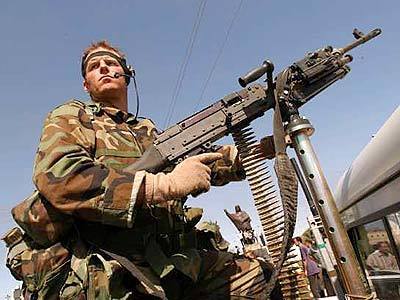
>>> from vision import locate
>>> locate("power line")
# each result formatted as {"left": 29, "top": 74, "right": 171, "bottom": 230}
{"left": 194, "top": 0, "right": 243, "bottom": 111}
{"left": 164, "top": 0, "right": 208, "bottom": 128}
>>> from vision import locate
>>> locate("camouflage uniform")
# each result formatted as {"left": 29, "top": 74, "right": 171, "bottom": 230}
{"left": 10, "top": 99, "right": 271, "bottom": 299}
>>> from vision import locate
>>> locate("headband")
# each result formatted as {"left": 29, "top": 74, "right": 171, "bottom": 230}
{"left": 81, "top": 50, "right": 132, "bottom": 85}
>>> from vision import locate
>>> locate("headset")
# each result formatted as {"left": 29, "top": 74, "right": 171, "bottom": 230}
{"left": 81, "top": 50, "right": 140, "bottom": 119}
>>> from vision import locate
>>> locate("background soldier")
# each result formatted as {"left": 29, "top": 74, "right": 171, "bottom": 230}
{"left": 6, "top": 40, "right": 278, "bottom": 299}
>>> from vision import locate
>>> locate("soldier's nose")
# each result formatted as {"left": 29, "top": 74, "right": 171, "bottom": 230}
{"left": 99, "top": 60, "right": 109, "bottom": 74}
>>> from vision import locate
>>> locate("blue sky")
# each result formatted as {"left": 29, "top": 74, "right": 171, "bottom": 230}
{"left": 0, "top": 0, "right": 398, "bottom": 296}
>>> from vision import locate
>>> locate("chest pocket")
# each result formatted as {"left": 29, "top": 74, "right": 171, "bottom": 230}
{"left": 92, "top": 118, "right": 142, "bottom": 170}
{"left": 90, "top": 114, "right": 157, "bottom": 170}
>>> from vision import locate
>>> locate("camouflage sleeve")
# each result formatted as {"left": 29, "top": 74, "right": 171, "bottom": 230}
{"left": 211, "top": 145, "right": 246, "bottom": 186}
{"left": 33, "top": 102, "right": 144, "bottom": 228}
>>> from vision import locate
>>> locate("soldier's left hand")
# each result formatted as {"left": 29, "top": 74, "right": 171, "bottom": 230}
{"left": 259, "top": 135, "right": 276, "bottom": 159}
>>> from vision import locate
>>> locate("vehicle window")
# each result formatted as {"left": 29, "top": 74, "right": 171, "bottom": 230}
{"left": 387, "top": 211, "right": 400, "bottom": 253}
{"left": 354, "top": 219, "right": 400, "bottom": 299}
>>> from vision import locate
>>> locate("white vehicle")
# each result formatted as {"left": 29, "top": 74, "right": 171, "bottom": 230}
{"left": 335, "top": 106, "right": 400, "bottom": 299}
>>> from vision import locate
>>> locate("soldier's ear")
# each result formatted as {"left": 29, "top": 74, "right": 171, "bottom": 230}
{"left": 83, "top": 79, "right": 89, "bottom": 92}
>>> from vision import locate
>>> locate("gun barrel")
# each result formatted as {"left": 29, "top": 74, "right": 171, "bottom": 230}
{"left": 340, "top": 28, "right": 381, "bottom": 54}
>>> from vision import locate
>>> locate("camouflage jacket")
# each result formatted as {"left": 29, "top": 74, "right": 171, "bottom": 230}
{"left": 33, "top": 99, "right": 245, "bottom": 237}
{"left": 8, "top": 99, "right": 248, "bottom": 298}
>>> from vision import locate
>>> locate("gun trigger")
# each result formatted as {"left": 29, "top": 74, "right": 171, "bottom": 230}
{"left": 210, "top": 144, "right": 223, "bottom": 152}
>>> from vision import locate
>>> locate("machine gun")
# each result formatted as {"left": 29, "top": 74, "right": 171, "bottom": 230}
{"left": 129, "top": 28, "right": 381, "bottom": 173}
{"left": 127, "top": 28, "right": 381, "bottom": 299}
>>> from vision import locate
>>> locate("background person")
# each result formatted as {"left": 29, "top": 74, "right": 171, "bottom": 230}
{"left": 366, "top": 241, "right": 399, "bottom": 272}
{"left": 293, "top": 236, "right": 323, "bottom": 299}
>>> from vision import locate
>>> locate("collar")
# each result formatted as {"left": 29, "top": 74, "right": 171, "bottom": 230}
{"left": 86, "top": 100, "right": 137, "bottom": 124}
{"left": 374, "top": 250, "right": 392, "bottom": 257}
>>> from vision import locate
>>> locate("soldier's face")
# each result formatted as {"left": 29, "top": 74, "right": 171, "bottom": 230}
{"left": 83, "top": 47, "right": 126, "bottom": 100}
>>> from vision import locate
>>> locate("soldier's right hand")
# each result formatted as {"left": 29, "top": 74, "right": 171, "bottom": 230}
{"left": 145, "top": 153, "right": 223, "bottom": 203}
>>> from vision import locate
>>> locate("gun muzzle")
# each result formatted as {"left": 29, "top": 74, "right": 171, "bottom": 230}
{"left": 336, "top": 28, "right": 382, "bottom": 55}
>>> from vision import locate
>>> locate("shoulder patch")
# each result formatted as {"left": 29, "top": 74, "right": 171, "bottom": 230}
{"left": 49, "top": 99, "right": 86, "bottom": 119}
{"left": 137, "top": 118, "right": 155, "bottom": 128}
{"left": 134, "top": 118, "right": 159, "bottom": 133}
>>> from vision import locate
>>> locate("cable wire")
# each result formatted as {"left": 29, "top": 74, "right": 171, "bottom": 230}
{"left": 163, "top": 0, "right": 208, "bottom": 128}
{"left": 132, "top": 75, "right": 140, "bottom": 120}
{"left": 194, "top": 0, "right": 243, "bottom": 112}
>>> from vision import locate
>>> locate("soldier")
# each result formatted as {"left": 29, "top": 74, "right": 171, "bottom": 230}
{"left": 8, "top": 41, "right": 277, "bottom": 299}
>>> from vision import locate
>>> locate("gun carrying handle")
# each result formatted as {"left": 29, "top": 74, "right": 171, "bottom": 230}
{"left": 238, "top": 60, "right": 274, "bottom": 87}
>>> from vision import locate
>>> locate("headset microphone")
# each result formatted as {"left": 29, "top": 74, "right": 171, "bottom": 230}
{"left": 114, "top": 72, "right": 134, "bottom": 79}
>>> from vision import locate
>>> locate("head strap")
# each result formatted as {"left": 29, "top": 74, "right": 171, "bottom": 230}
{"left": 81, "top": 50, "right": 132, "bottom": 85}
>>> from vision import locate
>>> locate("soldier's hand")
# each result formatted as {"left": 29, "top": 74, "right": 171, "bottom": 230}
{"left": 170, "top": 153, "right": 223, "bottom": 198}
{"left": 259, "top": 135, "right": 276, "bottom": 159}
{"left": 145, "top": 153, "right": 223, "bottom": 203}
{"left": 259, "top": 134, "right": 291, "bottom": 159}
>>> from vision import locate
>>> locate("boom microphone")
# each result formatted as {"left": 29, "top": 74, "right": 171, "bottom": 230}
{"left": 114, "top": 72, "right": 134, "bottom": 79}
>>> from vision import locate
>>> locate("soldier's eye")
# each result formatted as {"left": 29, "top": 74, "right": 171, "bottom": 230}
{"left": 88, "top": 62, "right": 99, "bottom": 71}
{"left": 107, "top": 60, "right": 119, "bottom": 66}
